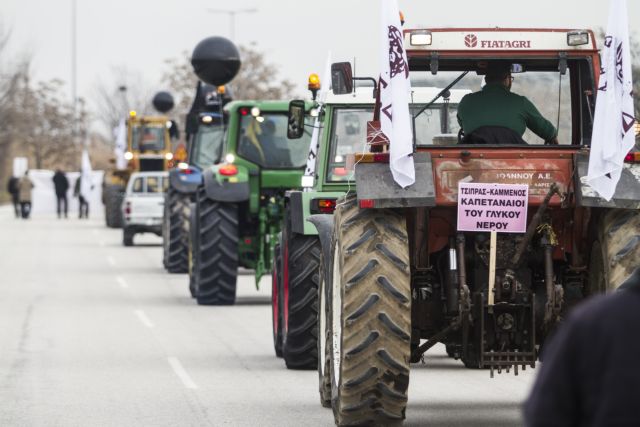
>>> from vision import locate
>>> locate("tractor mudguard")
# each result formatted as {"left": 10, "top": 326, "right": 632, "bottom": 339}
{"left": 169, "top": 168, "right": 202, "bottom": 194}
{"left": 203, "top": 165, "right": 250, "bottom": 202}
{"left": 575, "top": 153, "right": 640, "bottom": 209}
{"left": 307, "top": 214, "right": 334, "bottom": 289}
{"left": 355, "top": 152, "right": 436, "bottom": 208}
{"left": 288, "top": 191, "right": 305, "bottom": 234}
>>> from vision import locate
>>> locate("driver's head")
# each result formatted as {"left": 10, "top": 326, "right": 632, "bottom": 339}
{"left": 264, "top": 120, "right": 276, "bottom": 136}
{"left": 485, "top": 61, "right": 512, "bottom": 90}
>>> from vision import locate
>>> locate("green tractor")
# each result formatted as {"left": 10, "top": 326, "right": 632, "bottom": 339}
{"left": 163, "top": 36, "right": 240, "bottom": 274}
{"left": 272, "top": 84, "right": 469, "bottom": 370}
{"left": 189, "top": 99, "right": 313, "bottom": 306}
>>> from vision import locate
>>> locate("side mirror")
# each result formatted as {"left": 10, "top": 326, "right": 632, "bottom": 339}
{"left": 331, "top": 62, "right": 353, "bottom": 95}
{"left": 287, "top": 100, "right": 306, "bottom": 139}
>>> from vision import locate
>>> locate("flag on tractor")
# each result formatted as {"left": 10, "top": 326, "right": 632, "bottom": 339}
{"left": 586, "top": 0, "right": 636, "bottom": 201}
{"left": 379, "top": 0, "right": 414, "bottom": 188}
{"left": 80, "top": 149, "right": 93, "bottom": 200}
{"left": 114, "top": 118, "right": 127, "bottom": 170}
{"left": 304, "top": 51, "right": 332, "bottom": 180}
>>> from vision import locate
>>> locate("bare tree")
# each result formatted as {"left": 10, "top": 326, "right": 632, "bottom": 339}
{"left": 92, "top": 66, "right": 155, "bottom": 136}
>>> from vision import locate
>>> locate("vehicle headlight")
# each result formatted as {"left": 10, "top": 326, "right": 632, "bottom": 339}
{"left": 124, "top": 152, "right": 133, "bottom": 160}
{"left": 165, "top": 152, "right": 174, "bottom": 160}
{"left": 225, "top": 153, "right": 235, "bottom": 164}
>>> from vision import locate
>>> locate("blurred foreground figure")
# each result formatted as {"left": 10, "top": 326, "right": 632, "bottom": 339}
{"left": 6, "top": 176, "right": 19, "bottom": 218}
{"left": 52, "top": 169, "right": 69, "bottom": 218}
{"left": 18, "top": 170, "right": 34, "bottom": 219}
{"left": 524, "top": 269, "right": 640, "bottom": 426}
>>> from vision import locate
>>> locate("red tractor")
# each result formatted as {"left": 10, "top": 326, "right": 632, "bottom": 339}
{"left": 313, "top": 28, "right": 640, "bottom": 425}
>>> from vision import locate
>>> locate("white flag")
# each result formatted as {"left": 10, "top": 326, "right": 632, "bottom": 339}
{"left": 586, "top": 0, "right": 636, "bottom": 201}
{"left": 80, "top": 149, "right": 93, "bottom": 199}
{"left": 379, "top": 0, "right": 414, "bottom": 188}
{"left": 304, "top": 51, "right": 332, "bottom": 180}
{"left": 114, "top": 118, "right": 127, "bottom": 170}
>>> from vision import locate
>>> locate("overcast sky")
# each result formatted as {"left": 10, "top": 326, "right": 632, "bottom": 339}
{"left": 3, "top": 0, "right": 639, "bottom": 111}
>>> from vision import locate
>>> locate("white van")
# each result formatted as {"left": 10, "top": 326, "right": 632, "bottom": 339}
{"left": 122, "top": 172, "right": 168, "bottom": 246}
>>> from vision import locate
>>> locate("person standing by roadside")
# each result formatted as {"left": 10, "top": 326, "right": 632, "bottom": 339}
{"left": 18, "top": 170, "right": 34, "bottom": 219}
{"left": 52, "top": 169, "right": 69, "bottom": 218}
{"left": 6, "top": 176, "right": 20, "bottom": 218}
{"left": 74, "top": 176, "right": 89, "bottom": 219}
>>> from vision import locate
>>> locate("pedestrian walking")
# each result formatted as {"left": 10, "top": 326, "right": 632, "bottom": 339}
{"left": 17, "top": 170, "right": 34, "bottom": 219}
{"left": 52, "top": 169, "right": 69, "bottom": 218}
{"left": 523, "top": 268, "right": 640, "bottom": 426}
{"left": 6, "top": 176, "right": 20, "bottom": 218}
{"left": 74, "top": 176, "right": 89, "bottom": 219}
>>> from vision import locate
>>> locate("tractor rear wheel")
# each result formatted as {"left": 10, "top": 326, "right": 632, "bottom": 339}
{"left": 329, "top": 196, "right": 411, "bottom": 426}
{"left": 188, "top": 202, "right": 198, "bottom": 298}
{"left": 104, "top": 185, "right": 124, "bottom": 228}
{"left": 163, "top": 188, "right": 191, "bottom": 273}
{"left": 589, "top": 209, "right": 640, "bottom": 294}
{"left": 194, "top": 188, "right": 238, "bottom": 306}
{"left": 272, "top": 235, "right": 284, "bottom": 358}
{"left": 317, "top": 251, "right": 332, "bottom": 408}
{"left": 282, "top": 232, "right": 321, "bottom": 370}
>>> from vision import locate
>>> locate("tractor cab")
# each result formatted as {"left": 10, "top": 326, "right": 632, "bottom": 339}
{"left": 126, "top": 113, "right": 175, "bottom": 172}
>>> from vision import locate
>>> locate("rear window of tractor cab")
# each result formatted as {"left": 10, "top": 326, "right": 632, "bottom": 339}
{"left": 237, "top": 113, "right": 312, "bottom": 169}
{"left": 407, "top": 57, "right": 596, "bottom": 147}
{"left": 326, "top": 102, "right": 462, "bottom": 182}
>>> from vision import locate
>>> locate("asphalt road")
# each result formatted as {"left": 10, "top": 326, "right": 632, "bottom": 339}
{"left": 0, "top": 206, "right": 536, "bottom": 426}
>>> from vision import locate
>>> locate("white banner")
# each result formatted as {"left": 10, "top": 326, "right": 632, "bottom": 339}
{"left": 80, "top": 149, "right": 94, "bottom": 199}
{"left": 114, "top": 118, "right": 127, "bottom": 170}
{"left": 379, "top": 0, "right": 414, "bottom": 188}
{"left": 26, "top": 170, "right": 104, "bottom": 216}
{"left": 586, "top": 0, "right": 636, "bottom": 201}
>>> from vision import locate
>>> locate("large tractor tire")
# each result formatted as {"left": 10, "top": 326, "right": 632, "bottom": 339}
{"left": 194, "top": 188, "right": 238, "bottom": 305}
{"left": 272, "top": 235, "right": 284, "bottom": 358}
{"left": 282, "top": 231, "right": 321, "bottom": 370}
{"left": 329, "top": 196, "right": 411, "bottom": 426}
{"left": 317, "top": 251, "right": 332, "bottom": 408}
{"left": 104, "top": 185, "right": 124, "bottom": 228}
{"left": 163, "top": 188, "right": 191, "bottom": 273}
{"left": 589, "top": 209, "right": 640, "bottom": 294}
{"left": 188, "top": 202, "right": 198, "bottom": 298}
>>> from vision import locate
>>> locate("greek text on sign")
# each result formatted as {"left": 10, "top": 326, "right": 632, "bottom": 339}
{"left": 457, "top": 182, "right": 528, "bottom": 233}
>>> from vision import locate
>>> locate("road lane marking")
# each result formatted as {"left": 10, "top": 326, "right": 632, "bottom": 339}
{"left": 116, "top": 276, "right": 129, "bottom": 289}
{"left": 134, "top": 310, "right": 154, "bottom": 328}
{"left": 107, "top": 256, "right": 116, "bottom": 267}
{"left": 168, "top": 357, "right": 198, "bottom": 389}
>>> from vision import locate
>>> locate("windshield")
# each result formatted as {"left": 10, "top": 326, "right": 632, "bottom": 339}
{"left": 191, "top": 125, "right": 225, "bottom": 169}
{"left": 237, "top": 113, "right": 311, "bottom": 169}
{"left": 409, "top": 62, "right": 579, "bottom": 145}
{"left": 326, "top": 104, "right": 461, "bottom": 182}
{"left": 131, "top": 126, "right": 166, "bottom": 152}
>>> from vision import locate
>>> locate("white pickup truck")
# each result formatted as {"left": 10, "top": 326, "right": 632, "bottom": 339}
{"left": 122, "top": 172, "right": 168, "bottom": 246}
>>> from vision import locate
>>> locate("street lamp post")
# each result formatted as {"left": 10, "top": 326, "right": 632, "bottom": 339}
{"left": 206, "top": 8, "right": 257, "bottom": 41}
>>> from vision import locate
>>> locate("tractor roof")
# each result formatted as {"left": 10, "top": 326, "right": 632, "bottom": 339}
{"left": 404, "top": 28, "right": 598, "bottom": 53}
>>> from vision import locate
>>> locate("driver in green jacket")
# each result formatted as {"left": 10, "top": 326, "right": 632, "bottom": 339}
{"left": 457, "top": 61, "right": 559, "bottom": 145}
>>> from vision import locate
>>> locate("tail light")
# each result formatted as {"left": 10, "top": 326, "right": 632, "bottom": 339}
{"left": 624, "top": 152, "right": 640, "bottom": 163}
{"left": 359, "top": 199, "right": 375, "bottom": 209}
{"left": 311, "top": 198, "right": 337, "bottom": 214}
{"left": 124, "top": 201, "right": 131, "bottom": 216}
{"left": 354, "top": 152, "right": 390, "bottom": 163}
{"left": 219, "top": 164, "right": 238, "bottom": 176}
{"left": 181, "top": 168, "right": 194, "bottom": 175}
